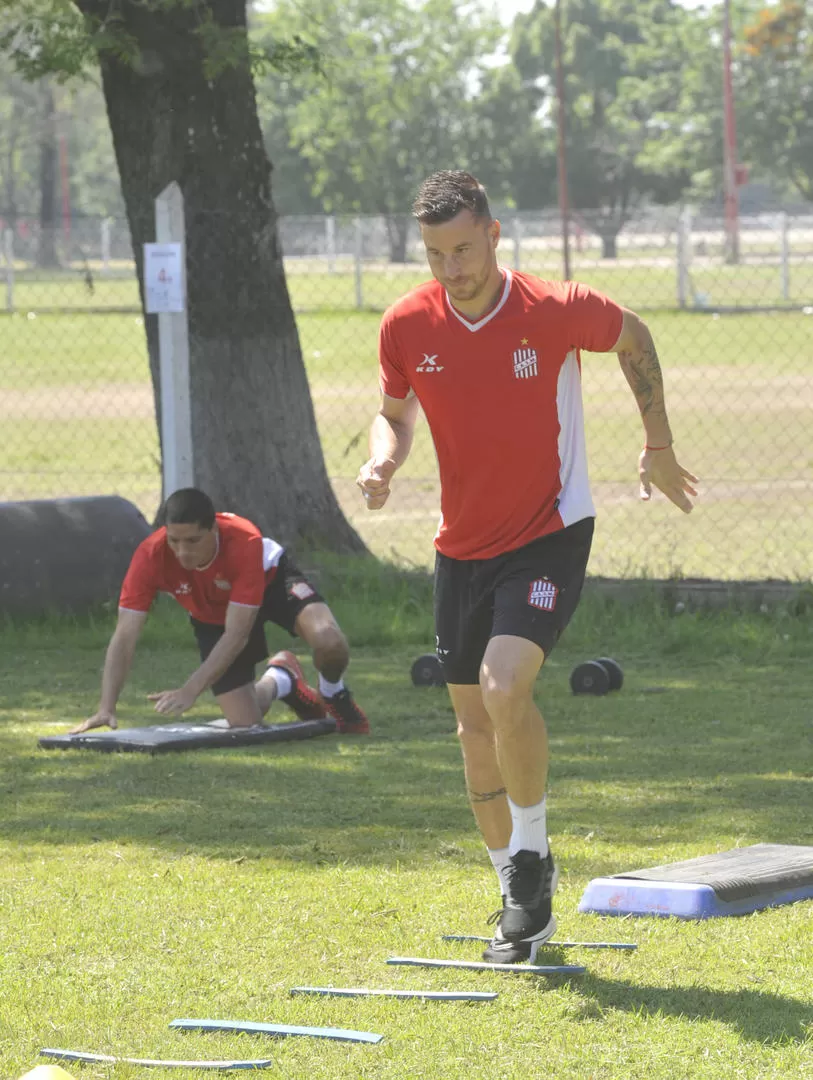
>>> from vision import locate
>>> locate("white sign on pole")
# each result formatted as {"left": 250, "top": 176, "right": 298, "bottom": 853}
{"left": 144, "top": 242, "right": 185, "bottom": 313}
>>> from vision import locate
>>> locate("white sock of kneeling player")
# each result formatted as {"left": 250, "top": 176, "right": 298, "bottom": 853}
{"left": 507, "top": 795, "right": 549, "bottom": 858}
{"left": 261, "top": 666, "right": 293, "bottom": 700}
{"left": 318, "top": 674, "right": 345, "bottom": 698}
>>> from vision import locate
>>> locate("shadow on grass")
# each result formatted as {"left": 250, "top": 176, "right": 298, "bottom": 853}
{"left": 1, "top": 721, "right": 812, "bottom": 864}
{"left": 557, "top": 973, "right": 813, "bottom": 1046}
{"left": 1, "top": 642, "right": 812, "bottom": 862}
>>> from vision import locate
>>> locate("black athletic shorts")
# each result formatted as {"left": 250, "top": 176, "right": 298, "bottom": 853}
{"left": 190, "top": 553, "right": 324, "bottom": 696}
{"left": 434, "top": 517, "right": 594, "bottom": 685}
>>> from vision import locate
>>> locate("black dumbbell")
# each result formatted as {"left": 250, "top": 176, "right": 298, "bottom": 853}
{"left": 411, "top": 653, "right": 446, "bottom": 687}
{"left": 595, "top": 656, "right": 624, "bottom": 691}
{"left": 570, "top": 657, "right": 624, "bottom": 695}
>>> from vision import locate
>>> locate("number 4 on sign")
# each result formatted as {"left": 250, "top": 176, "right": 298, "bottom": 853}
{"left": 144, "top": 241, "right": 185, "bottom": 313}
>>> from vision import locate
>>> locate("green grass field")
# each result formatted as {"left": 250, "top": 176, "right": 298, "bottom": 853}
{"left": 1, "top": 576, "right": 812, "bottom": 1079}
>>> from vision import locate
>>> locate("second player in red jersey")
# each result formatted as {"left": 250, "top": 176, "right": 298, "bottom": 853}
{"left": 72, "top": 488, "right": 369, "bottom": 736}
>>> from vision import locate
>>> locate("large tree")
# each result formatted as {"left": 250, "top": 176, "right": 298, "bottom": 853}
{"left": 1, "top": 0, "right": 364, "bottom": 550}
{"left": 740, "top": 0, "right": 813, "bottom": 201}
{"left": 255, "top": 0, "right": 500, "bottom": 263}
{"left": 510, "top": 0, "right": 697, "bottom": 257}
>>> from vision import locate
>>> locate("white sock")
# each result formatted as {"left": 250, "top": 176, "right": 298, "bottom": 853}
{"left": 262, "top": 666, "right": 293, "bottom": 699}
{"left": 318, "top": 674, "right": 345, "bottom": 698}
{"left": 488, "top": 846, "right": 513, "bottom": 895}
{"left": 507, "top": 796, "right": 549, "bottom": 858}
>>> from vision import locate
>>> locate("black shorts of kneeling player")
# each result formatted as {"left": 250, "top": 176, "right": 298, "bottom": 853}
{"left": 190, "top": 553, "right": 324, "bottom": 696}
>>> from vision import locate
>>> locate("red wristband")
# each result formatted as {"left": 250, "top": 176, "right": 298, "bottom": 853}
{"left": 645, "top": 442, "right": 672, "bottom": 451}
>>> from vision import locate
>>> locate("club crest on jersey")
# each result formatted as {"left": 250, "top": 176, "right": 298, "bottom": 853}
{"left": 214, "top": 578, "right": 231, "bottom": 590}
{"left": 528, "top": 577, "right": 558, "bottom": 611}
{"left": 416, "top": 353, "right": 444, "bottom": 373}
{"left": 513, "top": 346, "right": 538, "bottom": 379}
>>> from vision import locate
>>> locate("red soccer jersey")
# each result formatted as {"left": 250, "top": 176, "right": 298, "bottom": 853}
{"left": 119, "top": 513, "right": 284, "bottom": 624}
{"left": 378, "top": 269, "right": 624, "bottom": 560}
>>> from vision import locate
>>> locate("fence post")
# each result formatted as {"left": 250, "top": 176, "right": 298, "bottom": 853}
{"left": 512, "top": 216, "right": 521, "bottom": 271}
{"left": 779, "top": 211, "right": 790, "bottom": 301}
{"left": 3, "top": 229, "right": 13, "bottom": 314}
{"left": 154, "top": 182, "right": 194, "bottom": 494}
{"left": 676, "top": 207, "right": 692, "bottom": 309}
{"left": 325, "top": 215, "right": 336, "bottom": 274}
{"left": 354, "top": 216, "right": 364, "bottom": 310}
{"left": 101, "top": 218, "right": 112, "bottom": 275}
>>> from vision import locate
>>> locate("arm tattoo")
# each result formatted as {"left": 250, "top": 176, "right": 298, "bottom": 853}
{"left": 467, "top": 787, "right": 507, "bottom": 803}
{"left": 618, "top": 337, "right": 666, "bottom": 420}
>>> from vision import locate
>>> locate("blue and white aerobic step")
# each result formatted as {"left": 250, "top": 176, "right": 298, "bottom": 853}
{"left": 578, "top": 843, "right": 813, "bottom": 919}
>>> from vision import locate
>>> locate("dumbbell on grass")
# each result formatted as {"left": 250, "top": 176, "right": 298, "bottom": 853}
{"left": 570, "top": 657, "right": 624, "bottom": 695}
{"left": 410, "top": 653, "right": 446, "bottom": 687}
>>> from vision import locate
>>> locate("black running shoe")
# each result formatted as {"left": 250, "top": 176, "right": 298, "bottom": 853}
{"left": 498, "top": 848, "right": 558, "bottom": 943}
{"left": 481, "top": 905, "right": 539, "bottom": 964}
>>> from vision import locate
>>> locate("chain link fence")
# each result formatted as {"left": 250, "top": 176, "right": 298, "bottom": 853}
{"left": 2, "top": 208, "right": 813, "bottom": 581}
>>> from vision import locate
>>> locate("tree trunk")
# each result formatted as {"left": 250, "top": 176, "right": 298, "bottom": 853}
{"left": 37, "top": 81, "right": 59, "bottom": 269}
{"left": 600, "top": 232, "right": 618, "bottom": 259}
{"left": 385, "top": 214, "right": 410, "bottom": 263}
{"left": 74, "top": 0, "right": 365, "bottom": 552}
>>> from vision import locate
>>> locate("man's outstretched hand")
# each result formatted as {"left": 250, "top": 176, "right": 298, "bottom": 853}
{"left": 69, "top": 709, "right": 117, "bottom": 735}
{"left": 639, "top": 446, "right": 698, "bottom": 514}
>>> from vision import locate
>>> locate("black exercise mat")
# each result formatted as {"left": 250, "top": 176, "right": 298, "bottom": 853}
{"left": 614, "top": 843, "right": 813, "bottom": 903}
{"left": 39, "top": 718, "right": 336, "bottom": 754}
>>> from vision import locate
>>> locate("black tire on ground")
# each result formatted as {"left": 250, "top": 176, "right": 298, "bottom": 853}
{"left": 0, "top": 496, "right": 151, "bottom": 616}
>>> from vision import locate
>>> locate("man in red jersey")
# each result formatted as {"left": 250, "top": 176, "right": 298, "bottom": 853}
{"left": 70, "top": 487, "right": 368, "bottom": 735}
{"left": 357, "top": 171, "right": 697, "bottom": 962}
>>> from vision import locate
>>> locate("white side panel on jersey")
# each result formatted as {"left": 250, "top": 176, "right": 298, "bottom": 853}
{"left": 556, "top": 350, "right": 595, "bottom": 525}
{"left": 262, "top": 537, "right": 285, "bottom": 571}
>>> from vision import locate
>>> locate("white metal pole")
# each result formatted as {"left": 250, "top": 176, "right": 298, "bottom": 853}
{"left": 779, "top": 212, "right": 790, "bottom": 301}
{"left": 155, "top": 182, "right": 193, "bottom": 495}
{"left": 4, "top": 229, "right": 13, "bottom": 314}
{"left": 677, "top": 208, "right": 691, "bottom": 309}
{"left": 326, "top": 215, "right": 336, "bottom": 274}
{"left": 101, "top": 217, "right": 112, "bottom": 275}
{"left": 354, "top": 217, "right": 363, "bottom": 310}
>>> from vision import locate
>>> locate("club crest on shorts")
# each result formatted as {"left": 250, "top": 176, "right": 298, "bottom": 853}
{"left": 528, "top": 577, "right": 558, "bottom": 611}
{"left": 290, "top": 581, "right": 315, "bottom": 600}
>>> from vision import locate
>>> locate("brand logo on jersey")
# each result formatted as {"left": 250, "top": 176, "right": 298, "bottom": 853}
{"left": 290, "top": 581, "right": 315, "bottom": 600}
{"left": 528, "top": 578, "right": 558, "bottom": 611}
{"left": 176, "top": 582, "right": 192, "bottom": 596}
{"left": 416, "top": 353, "right": 444, "bottom": 373}
{"left": 513, "top": 346, "right": 538, "bottom": 380}
{"left": 214, "top": 578, "right": 231, "bottom": 590}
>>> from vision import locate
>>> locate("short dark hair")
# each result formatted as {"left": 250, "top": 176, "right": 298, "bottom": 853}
{"left": 157, "top": 488, "right": 216, "bottom": 530}
{"left": 412, "top": 171, "right": 491, "bottom": 226}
